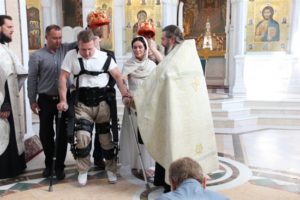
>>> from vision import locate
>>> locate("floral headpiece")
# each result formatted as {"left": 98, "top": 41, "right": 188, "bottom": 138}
{"left": 138, "top": 21, "right": 156, "bottom": 38}
{"left": 87, "top": 11, "right": 110, "bottom": 29}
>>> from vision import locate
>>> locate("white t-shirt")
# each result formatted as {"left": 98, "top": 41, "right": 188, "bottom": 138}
{"left": 61, "top": 48, "right": 117, "bottom": 88}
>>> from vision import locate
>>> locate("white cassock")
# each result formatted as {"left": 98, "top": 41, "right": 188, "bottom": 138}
{"left": 0, "top": 43, "right": 27, "bottom": 156}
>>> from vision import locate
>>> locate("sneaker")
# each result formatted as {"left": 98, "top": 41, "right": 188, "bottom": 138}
{"left": 42, "top": 168, "right": 51, "bottom": 178}
{"left": 106, "top": 170, "right": 117, "bottom": 184}
{"left": 78, "top": 172, "right": 88, "bottom": 186}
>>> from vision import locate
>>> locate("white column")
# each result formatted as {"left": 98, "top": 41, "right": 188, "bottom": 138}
{"left": 229, "top": 0, "right": 247, "bottom": 96}
{"left": 178, "top": 1, "right": 184, "bottom": 31}
{"left": 162, "top": 0, "right": 178, "bottom": 27}
{"left": 41, "top": 0, "right": 51, "bottom": 32}
{"left": 0, "top": 0, "right": 5, "bottom": 14}
{"left": 19, "top": 0, "right": 33, "bottom": 137}
{"left": 82, "top": 0, "right": 95, "bottom": 28}
{"left": 228, "top": 4, "right": 237, "bottom": 93}
{"left": 290, "top": 0, "right": 300, "bottom": 56}
{"left": 112, "top": 0, "right": 126, "bottom": 101}
{"left": 287, "top": 0, "right": 300, "bottom": 95}
{"left": 114, "top": 0, "right": 125, "bottom": 57}
{"left": 52, "top": 0, "right": 64, "bottom": 27}
{"left": 50, "top": 1, "right": 57, "bottom": 25}
{"left": 224, "top": 0, "right": 231, "bottom": 86}
{"left": 232, "top": 55, "right": 246, "bottom": 95}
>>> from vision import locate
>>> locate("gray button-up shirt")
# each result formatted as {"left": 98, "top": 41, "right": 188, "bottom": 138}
{"left": 27, "top": 42, "right": 77, "bottom": 104}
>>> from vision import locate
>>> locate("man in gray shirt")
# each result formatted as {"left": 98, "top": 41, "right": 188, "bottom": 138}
{"left": 27, "top": 24, "right": 76, "bottom": 180}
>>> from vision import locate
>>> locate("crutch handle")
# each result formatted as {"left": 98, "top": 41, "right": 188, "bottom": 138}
{"left": 58, "top": 111, "right": 62, "bottom": 118}
{"left": 58, "top": 105, "right": 68, "bottom": 118}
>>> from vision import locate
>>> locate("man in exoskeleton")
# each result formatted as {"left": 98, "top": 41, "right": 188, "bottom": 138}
{"left": 86, "top": 11, "right": 117, "bottom": 170}
{"left": 57, "top": 30, "right": 131, "bottom": 186}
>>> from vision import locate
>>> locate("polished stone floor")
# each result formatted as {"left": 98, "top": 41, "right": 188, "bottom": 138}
{"left": 0, "top": 127, "right": 299, "bottom": 199}
{"left": 0, "top": 96, "right": 300, "bottom": 199}
{"left": 215, "top": 129, "right": 300, "bottom": 194}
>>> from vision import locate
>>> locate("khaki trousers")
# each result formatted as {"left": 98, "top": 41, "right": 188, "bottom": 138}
{"left": 75, "top": 101, "right": 116, "bottom": 173}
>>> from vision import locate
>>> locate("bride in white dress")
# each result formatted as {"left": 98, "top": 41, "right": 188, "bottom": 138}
{"left": 119, "top": 36, "right": 156, "bottom": 177}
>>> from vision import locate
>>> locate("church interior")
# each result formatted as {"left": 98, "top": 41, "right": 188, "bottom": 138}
{"left": 0, "top": 0, "right": 300, "bottom": 199}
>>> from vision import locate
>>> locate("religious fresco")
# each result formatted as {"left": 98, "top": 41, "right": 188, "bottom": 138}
{"left": 246, "top": 0, "right": 291, "bottom": 52}
{"left": 95, "top": 0, "right": 114, "bottom": 50}
{"left": 125, "top": 0, "right": 162, "bottom": 53}
{"left": 26, "top": 0, "right": 43, "bottom": 50}
{"left": 180, "top": 0, "right": 227, "bottom": 58}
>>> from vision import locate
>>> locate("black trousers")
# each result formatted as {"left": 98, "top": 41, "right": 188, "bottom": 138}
{"left": 0, "top": 111, "right": 26, "bottom": 178}
{"left": 154, "top": 162, "right": 171, "bottom": 192}
{"left": 93, "top": 132, "right": 103, "bottom": 161}
{"left": 38, "top": 94, "right": 68, "bottom": 170}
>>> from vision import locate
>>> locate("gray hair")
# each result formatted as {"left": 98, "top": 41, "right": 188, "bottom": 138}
{"left": 169, "top": 157, "right": 203, "bottom": 185}
{"left": 162, "top": 25, "right": 184, "bottom": 44}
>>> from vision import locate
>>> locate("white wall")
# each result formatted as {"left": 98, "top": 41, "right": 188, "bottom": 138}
{"left": 244, "top": 54, "right": 298, "bottom": 99}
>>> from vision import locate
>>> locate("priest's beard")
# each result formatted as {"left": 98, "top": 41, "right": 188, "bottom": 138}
{"left": 0, "top": 32, "right": 12, "bottom": 44}
{"left": 164, "top": 44, "right": 174, "bottom": 56}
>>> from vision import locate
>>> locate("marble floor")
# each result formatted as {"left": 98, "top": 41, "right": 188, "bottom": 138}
{"left": 0, "top": 97, "right": 300, "bottom": 199}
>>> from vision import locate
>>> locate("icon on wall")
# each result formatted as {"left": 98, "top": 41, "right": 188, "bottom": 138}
{"left": 27, "top": 7, "right": 42, "bottom": 50}
{"left": 246, "top": 0, "right": 291, "bottom": 52}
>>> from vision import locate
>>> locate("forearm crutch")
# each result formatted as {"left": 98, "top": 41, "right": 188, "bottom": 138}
{"left": 127, "top": 107, "right": 150, "bottom": 189}
{"left": 48, "top": 111, "right": 63, "bottom": 192}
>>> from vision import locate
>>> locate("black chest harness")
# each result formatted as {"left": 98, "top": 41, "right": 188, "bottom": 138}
{"left": 71, "top": 52, "right": 119, "bottom": 147}
{"left": 73, "top": 55, "right": 113, "bottom": 107}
